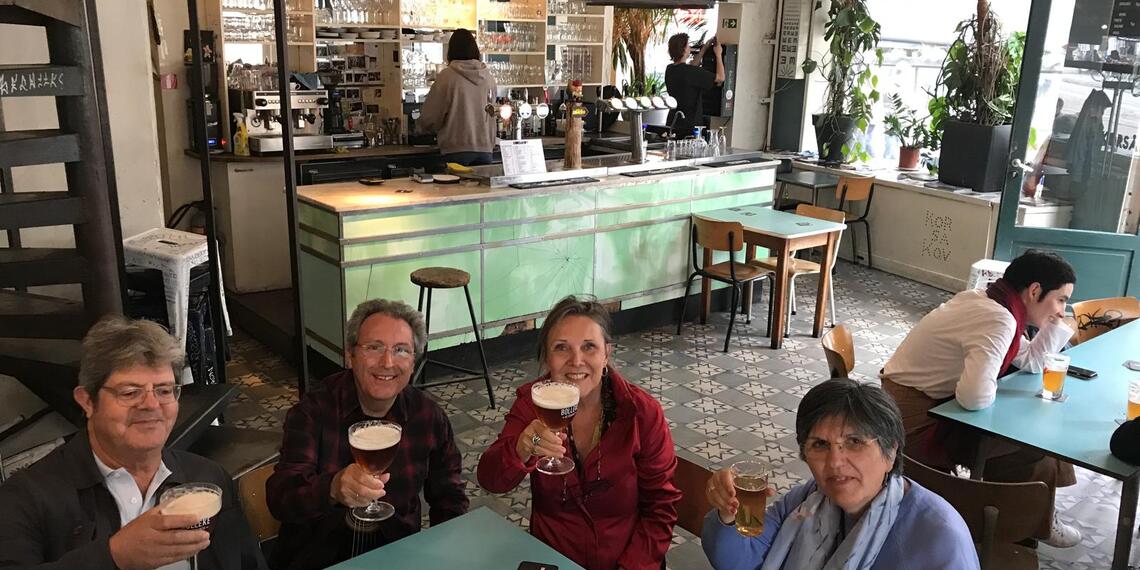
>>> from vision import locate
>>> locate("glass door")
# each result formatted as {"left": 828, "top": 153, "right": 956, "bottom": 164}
{"left": 994, "top": 0, "right": 1140, "bottom": 300}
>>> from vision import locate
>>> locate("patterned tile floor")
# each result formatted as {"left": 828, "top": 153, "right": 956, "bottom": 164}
{"left": 225, "top": 261, "right": 1133, "bottom": 569}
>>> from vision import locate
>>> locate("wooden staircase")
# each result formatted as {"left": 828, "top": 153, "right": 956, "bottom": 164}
{"left": 0, "top": 0, "right": 125, "bottom": 425}
{"left": 0, "top": 1, "right": 237, "bottom": 446}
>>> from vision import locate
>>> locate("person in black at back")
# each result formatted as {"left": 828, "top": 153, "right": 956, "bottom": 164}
{"left": 1111, "top": 418, "right": 1140, "bottom": 464}
{"left": 664, "top": 33, "right": 724, "bottom": 138}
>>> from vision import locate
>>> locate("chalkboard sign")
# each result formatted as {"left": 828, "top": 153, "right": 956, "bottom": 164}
{"left": 1110, "top": 0, "right": 1140, "bottom": 37}
{"left": 0, "top": 66, "right": 82, "bottom": 97}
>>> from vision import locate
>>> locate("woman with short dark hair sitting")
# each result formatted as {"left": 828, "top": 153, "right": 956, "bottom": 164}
{"left": 703, "top": 379, "right": 979, "bottom": 569}
{"left": 419, "top": 28, "right": 498, "bottom": 166}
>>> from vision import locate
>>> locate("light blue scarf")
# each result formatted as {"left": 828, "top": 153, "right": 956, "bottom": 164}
{"left": 760, "top": 474, "right": 906, "bottom": 570}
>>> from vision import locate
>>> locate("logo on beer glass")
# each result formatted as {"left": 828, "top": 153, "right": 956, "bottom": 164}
{"left": 531, "top": 381, "right": 580, "bottom": 476}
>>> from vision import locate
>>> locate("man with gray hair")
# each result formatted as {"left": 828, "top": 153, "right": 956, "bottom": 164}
{"left": 266, "top": 299, "right": 468, "bottom": 569}
{"left": 0, "top": 316, "right": 265, "bottom": 569}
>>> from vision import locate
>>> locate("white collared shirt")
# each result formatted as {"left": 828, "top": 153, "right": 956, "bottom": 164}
{"left": 882, "top": 289, "right": 1073, "bottom": 410}
{"left": 93, "top": 452, "right": 191, "bottom": 570}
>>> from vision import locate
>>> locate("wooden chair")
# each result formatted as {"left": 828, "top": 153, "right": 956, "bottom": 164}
{"left": 237, "top": 462, "right": 280, "bottom": 546}
{"left": 749, "top": 205, "right": 846, "bottom": 333}
{"left": 836, "top": 176, "right": 874, "bottom": 269}
{"left": 821, "top": 323, "right": 855, "bottom": 378}
{"left": 674, "top": 456, "right": 715, "bottom": 537}
{"left": 1071, "top": 296, "right": 1140, "bottom": 344}
{"left": 903, "top": 455, "right": 1050, "bottom": 570}
{"left": 677, "top": 216, "right": 768, "bottom": 352}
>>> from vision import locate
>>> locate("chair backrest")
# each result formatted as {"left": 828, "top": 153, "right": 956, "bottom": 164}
{"left": 237, "top": 462, "right": 280, "bottom": 542}
{"left": 821, "top": 323, "right": 855, "bottom": 378}
{"left": 692, "top": 215, "right": 744, "bottom": 253}
{"left": 903, "top": 455, "right": 1051, "bottom": 551}
{"left": 795, "top": 204, "right": 846, "bottom": 266}
{"left": 1071, "top": 296, "right": 1140, "bottom": 343}
{"left": 674, "top": 456, "right": 715, "bottom": 536}
{"left": 835, "top": 176, "right": 874, "bottom": 203}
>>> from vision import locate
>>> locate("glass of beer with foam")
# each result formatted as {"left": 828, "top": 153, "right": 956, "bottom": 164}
{"left": 531, "top": 380, "right": 580, "bottom": 475}
{"left": 731, "top": 460, "right": 769, "bottom": 537}
{"left": 1041, "top": 353, "right": 1070, "bottom": 401}
{"left": 348, "top": 419, "right": 402, "bottom": 522}
{"left": 160, "top": 482, "right": 223, "bottom": 569}
{"left": 1128, "top": 380, "right": 1140, "bottom": 421}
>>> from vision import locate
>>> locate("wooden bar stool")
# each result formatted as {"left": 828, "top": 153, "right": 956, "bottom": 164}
{"left": 410, "top": 267, "right": 495, "bottom": 408}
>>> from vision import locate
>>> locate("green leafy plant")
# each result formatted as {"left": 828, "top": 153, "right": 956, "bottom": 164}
{"left": 927, "top": 0, "right": 1026, "bottom": 144}
{"left": 611, "top": 9, "right": 684, "bottom": 90}
{"left": 626, "top": 72, "right": 665, "bottom": 97}
{"left": 883, "top": 93, "right": 934, "bottom": 149}
{"left": 801, "top": 0, "right": 883, "bottom": 161}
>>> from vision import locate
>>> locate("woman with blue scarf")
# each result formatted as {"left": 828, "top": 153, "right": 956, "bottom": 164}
{"left": 702, "top": 379, "right": 979, "bottom": 570}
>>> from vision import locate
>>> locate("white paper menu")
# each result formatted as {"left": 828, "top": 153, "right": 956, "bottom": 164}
{"left": 499, "top": 139, "right": 547, "bottom": 176}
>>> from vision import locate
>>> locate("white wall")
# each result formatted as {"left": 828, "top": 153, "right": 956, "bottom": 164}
{"left": 152, "top": 0, "right": 205, "bottom": 222}
{"left": 724, "top": 0, "right": 778, "bottom": 150}
{"left": 0, "top": 0, "right": 165, "bottom": 251}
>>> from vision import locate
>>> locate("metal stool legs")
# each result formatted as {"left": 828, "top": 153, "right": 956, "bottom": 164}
{"left": 413, "top": 283, "right": 496, "bottom": 409}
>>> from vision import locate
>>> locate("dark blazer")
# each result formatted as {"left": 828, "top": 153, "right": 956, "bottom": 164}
{"left": 0, "top": 431, "right": 267, "bottom": 570}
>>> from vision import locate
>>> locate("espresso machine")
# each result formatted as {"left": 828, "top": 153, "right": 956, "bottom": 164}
{"left": 229, "top": 89, "right": 334, "bottom": 154}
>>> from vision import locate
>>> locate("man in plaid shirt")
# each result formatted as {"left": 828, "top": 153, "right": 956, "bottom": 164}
{"left": 265, "top": 299, "right": 468, "bottom": 569}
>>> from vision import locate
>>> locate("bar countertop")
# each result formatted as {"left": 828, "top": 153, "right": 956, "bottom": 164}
{"left": 185, "top": 136, "right": 569, "bottom": 163}
{"left": 298, "top": 150, "right": 778, "bottom": 214}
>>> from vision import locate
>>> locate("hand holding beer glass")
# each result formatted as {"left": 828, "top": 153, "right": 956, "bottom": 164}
{"left": 347, "top": 419, "right": 402, "bottom": 522}
{"left": 159, "top": 482, "right": 223, "bottom": 570}
{"left": 530, "top": 381, "right": 580, "bottom": 475}
{"left": 1040, "top": 353, "right": 1069, "bottom": 401}
{"left": 706, "top": 460, "right": 774, "bottom": 537}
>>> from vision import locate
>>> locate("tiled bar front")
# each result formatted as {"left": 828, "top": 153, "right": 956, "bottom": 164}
{"left": 298, "top": 163, "right": 777, "bottom": 365}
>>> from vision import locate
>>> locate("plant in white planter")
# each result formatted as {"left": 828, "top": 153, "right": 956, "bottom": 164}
{"left": 883, "top": 93, "right": 934, "bottom": 170}
{"left": 802, "top": 0, "right": 882, "bottom": 163}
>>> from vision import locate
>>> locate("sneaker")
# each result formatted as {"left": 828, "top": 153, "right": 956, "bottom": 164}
{"left": 1044, "top": 513, "right": 1081, "bottom": 548}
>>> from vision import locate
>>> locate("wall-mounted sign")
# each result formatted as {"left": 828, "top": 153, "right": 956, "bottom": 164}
{"left": 1110, "top": 0, "right": 1140, "bottom": 37}
{"left": 777, "top": 0, "right": 809, "bottom": 79}
{"left": 722, "top": 18, "right": 738, "bottom": 29}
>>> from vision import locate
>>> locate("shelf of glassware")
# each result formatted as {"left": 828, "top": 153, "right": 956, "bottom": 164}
{"left": 401, "top": 0, "right": 478, "bottom": 31}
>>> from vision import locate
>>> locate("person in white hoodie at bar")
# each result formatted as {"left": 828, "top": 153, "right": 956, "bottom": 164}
{"left": 419, "top": 29, "right": 498, "bottom": 166}
{"left": 880, "top": 249, "right": 1081, "bottom": 548}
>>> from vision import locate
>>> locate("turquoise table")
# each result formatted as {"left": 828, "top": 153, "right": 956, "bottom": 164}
{"left": 326, "top": 507, "right": 584, "bottom": 570}
{"left": 930, "top": 321, "right": 1140, "bottom": 570}
{"left": 699, "top": 205, "right": 846, "bottom": 348}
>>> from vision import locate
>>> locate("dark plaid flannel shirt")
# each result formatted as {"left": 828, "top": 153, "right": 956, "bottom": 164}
{"left": 265, "top": 370, "right": 468, "bottom": 568}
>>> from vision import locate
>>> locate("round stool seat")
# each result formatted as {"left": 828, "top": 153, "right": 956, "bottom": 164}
{"left": 411, "top": 267, "right": 470, "bottom": 289}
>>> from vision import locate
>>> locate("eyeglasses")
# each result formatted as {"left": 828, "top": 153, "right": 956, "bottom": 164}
{"left": 803, "top": 434, "right": 878, "bottom": 457}
{"left": 356, "top": 342, "right": 414, "bottom": 360}
{"left": 100, "top": 384, "right": 181, "bottom": 405}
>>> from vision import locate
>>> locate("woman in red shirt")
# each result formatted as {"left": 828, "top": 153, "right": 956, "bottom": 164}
{"left": 477, "top": 295, "right": 681, "bottom": 570}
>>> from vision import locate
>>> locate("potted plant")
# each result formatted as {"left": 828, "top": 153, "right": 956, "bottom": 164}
{"left": 927, "top": 0, "right": 1026, "bottom": 191}
{"left": 611, "top": 9, "right": 679, "bottom": 91}
{"left": 883, "top": 93, "right": 933, "bottom": 169}
{"left": 801, "top": 0, "right": 882, "bottom": 163}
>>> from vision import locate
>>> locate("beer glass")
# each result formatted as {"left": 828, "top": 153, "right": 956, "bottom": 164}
{"left": 731, "top": 460, "right": 769, "bottom": 537}
{"left": 160, "top": 482, "right": 223, "bottom": 570}
{"left": 1041, "top": 353, "right": 1069, "bottom": 401}
{"left": 531, "top": 381, "right": 580, "bottom": 475}
{"left": 1129, "top": 380, "right": 1140, "bottom": 421}
{"left": 348, "top": 419, "right": 402, "bottom": 522}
